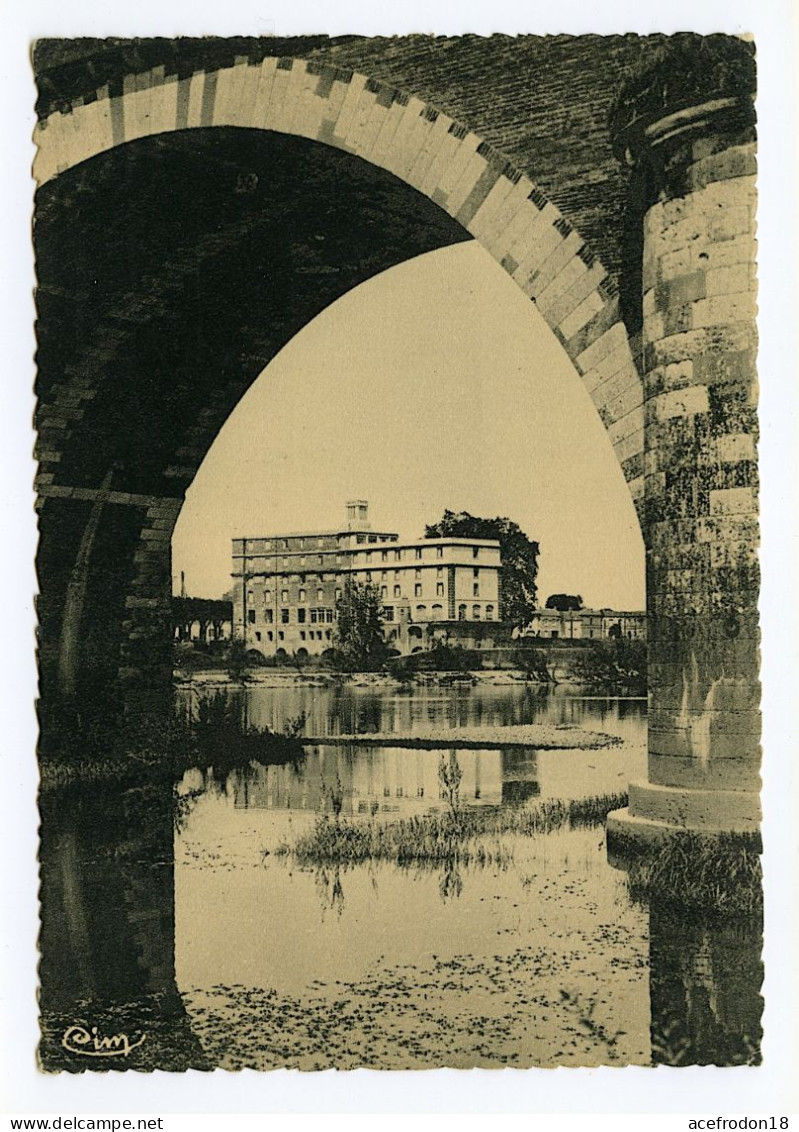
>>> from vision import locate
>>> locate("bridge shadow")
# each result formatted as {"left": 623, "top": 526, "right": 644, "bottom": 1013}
{"left": 38, "top": 768, "right": 210, "bottom": 1072}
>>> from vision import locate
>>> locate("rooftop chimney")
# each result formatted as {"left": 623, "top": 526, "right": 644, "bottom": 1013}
{"left": 346, "top": 500, "right": 370, "bottom": 531}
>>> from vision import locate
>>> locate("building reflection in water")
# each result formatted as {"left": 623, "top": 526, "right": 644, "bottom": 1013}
{"left": 227, "top": 745, "right": 540, "bottom": 816}
{"left": 38, "top": 748, "right": 762, "bottom": 1070}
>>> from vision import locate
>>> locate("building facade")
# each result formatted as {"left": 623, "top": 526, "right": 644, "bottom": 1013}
{"left": 522, "top": 607, "right": 646, "bottom": 641}
{"left": 232, "top": 502, "right": 502, "bottom": 659}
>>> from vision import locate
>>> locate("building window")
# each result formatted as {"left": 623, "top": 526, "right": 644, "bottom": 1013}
{"left": 473, "top": 605, "right": 481, "bottom": 619}
{"left": 381, "top": 550, "right": 388, "bottom": 561}
{"left": 317, "top": 538, "right": 324, "bottom": 547}
{"left": 458, "top": 604, "right": 466, "bottom": 620}
{"left": 415, "top": 548, "right": 422, "bottom": 560}
{"left": 281, "top": 590, "right": 288, "bottom": 603}
{"left": 326, "top": 630, "right": 332, "bottom": 640}
{"left": 416, "top": 605, "right": 427, "bottom": 616}
{"left": 473, "top": 547, "right": 479, "bottom": 559}
{"left": 381, "top": 586, "right": 387, "bottom": 598}
{"left": 267, "top": 631, "right": 273, "bottom": 641}
{"left": 436, "top": 546, "right": 443, "bottom": 558}
{"left": 432, "top": 604, "right": 443, "bottom": 620}
{"left": 436, "top": 582, "right": 444, "bottom": 597}
{"left": 300, "top": 630, "right": 306, "bottom": 640}
{"left": 255, "top": 631, "right": 261, "bottom": 641}
{"left": 473, "top": 583, "right": 480, "bottom": 597}
{"left": 366, "top": 551, "right": 372, "bottom": 561}
{"left": 436, "top": 567, "right": 443, "bottom": 577}
{"left": 414, "top": 584, "right": 422, "bottom": 597}
{"left": 317, "top": 588, "right": 324, "bottom": 601}
{"left": 415, "top": 568, "right": 421, "bottom": 579}
{"left": 318, "top": 556, "right": 324, "bottom": 566}
{"left": 282, "top": 540, "right": 288, "bottom": 550}
{"left": 264, "top": 609, "right": 273, "bottom": 624}
{"left": 300, "top": 557, "right": 306, "bottom": 566}
{"left": 247, "top": 610, "right": 255, "bottom": 624}
{"left": 278, "top": 631, "right": 285, "bottom": 641}
{"left": 394, "top": 585, "right": 401, "bottom": 598}
{"left": 383, "top": 606, "right": 394, "bottom": 621}
{"left": 326, "top": 610, "right": 334, "bottom": 623}
{"left": 299, "top": 588, "right": 306, "bottom": 601}
{"left": 335, "top": 588, "right": 342, "bottom": 600}
{"left": 473, "top": 567, "right": 479, "bottom": 578}
{"left": 486, "top": 605, "right": 495, "bottom": 620}
{"left": 298, "top": 608, "right": 306, "bottom": 623}
{"left": 264, "top": 589, "right": 271, "bottom": 601}
{"left": 282, "top": 557, "right": 288, "bottom": 567}
{"left": 281, "top": 609, "right": 289, "bottom": 624}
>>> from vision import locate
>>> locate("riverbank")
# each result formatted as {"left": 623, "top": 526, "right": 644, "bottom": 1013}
{"left": 175, "top": 667, "right": 646, "bottom": 696}
{"left": 175, "top": 667, "right": 536, "bottom": 688}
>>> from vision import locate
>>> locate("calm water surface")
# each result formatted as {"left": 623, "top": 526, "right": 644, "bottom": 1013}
{"left": 37, "top": 684, "right": 760, "bottom": 1071}
{"left": 174, "top": 684, "right": 761, "bottom": 1069}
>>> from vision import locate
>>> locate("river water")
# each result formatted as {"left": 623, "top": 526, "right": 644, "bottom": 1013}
{"left": 171, "top": 683, "right": 762, "bottom": 1069}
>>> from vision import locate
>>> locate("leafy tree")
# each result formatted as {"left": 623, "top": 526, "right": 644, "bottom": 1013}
{"left": 226, "top": 638, "right": 251, "bottom": 684}
{"left": 334, "top": 579, "right": 388, "bottom": 671}
{"left": 545, "top": 593, "right": 584, "bottom": 611}
{"left": 571, "top": 639, "right": 647, "bottom": 696}
{"left": 424, "top": 510, "right": 539, "bottom": 627}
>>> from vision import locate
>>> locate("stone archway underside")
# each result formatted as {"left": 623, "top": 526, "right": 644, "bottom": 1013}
{"left": 34, "top": 54, "right": 646, "bottom": 711}
{"left": 34, "top": 56, "right": 645, "bottom": 502}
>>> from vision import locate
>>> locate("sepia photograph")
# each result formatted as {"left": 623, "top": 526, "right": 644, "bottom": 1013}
{"left": 3, "top": 1, "right": 798, "bottom": 1114}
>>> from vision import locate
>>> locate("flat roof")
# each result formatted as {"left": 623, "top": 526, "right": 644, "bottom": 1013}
{"left": 233, "top": 535, "right": 501, "bottom": 550}
{"left": 232, "top": 529, "right": 399, "bottom": 542}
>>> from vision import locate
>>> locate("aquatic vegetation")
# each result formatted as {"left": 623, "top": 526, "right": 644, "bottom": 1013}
{"left": 276, "top": 792, "right": 629, "bottom": 867}
{"left": 39, "top": 689, "right": 307, "bottom": 789}
{"left": 438, "top": 751, "right": 464, "bottom": 816}
{"left": 617, "top": 830, "right": 763, "bottom": 916}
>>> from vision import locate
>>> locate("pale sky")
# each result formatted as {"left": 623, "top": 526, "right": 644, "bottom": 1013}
{"left": 172, "top": 241, "right": 645, "bottom": 611}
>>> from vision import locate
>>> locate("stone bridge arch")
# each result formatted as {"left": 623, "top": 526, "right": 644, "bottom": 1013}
{"left": 33, "top": 37, "right": 760, "bottom": 845}
{"left": 33, "top": 55, "right": 645, "bottom": 503}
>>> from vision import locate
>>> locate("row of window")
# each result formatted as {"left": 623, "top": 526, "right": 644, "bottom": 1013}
{"left": 246, "top": 565, "right": 489, "bottom": 593}
{"left": 248, "top": 603, "right": 496, "bottom": 628}
{"left": 243, "top": 544, "right": 486, "bottom": 569}
{"left": 249, "top": 588, "right": 334, "bottom": 604}
{"left": 380, "top": 604, "right": 495, "bottom": 621}
{"left": 253, "top": 629, "right": 333, "bottom": 643}
{"left": 248, "top": 607, "right": 335, "bottom": 625}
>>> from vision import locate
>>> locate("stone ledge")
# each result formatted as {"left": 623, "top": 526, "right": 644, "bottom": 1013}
{"left": 628, "top": 779, "right": 761, "bottom": 830}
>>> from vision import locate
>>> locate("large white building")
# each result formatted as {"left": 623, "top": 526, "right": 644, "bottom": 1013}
{"left": 232, "top": 501, "right": 502, "bottom": 659}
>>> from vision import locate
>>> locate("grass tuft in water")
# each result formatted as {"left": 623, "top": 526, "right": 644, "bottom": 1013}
{"left": 618, "top": 831, "right": 763, "bottom": 917}
{"left": 276, "top": 792, "right": 628, "bottom": 867}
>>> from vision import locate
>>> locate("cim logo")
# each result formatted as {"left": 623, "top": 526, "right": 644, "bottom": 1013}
{"left": 61, "top": 1025, "right": 146, "bottom": 1058}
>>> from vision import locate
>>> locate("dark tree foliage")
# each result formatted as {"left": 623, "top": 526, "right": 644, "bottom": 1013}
{"left": 424, "top": 510, "right": 539, "bottom": 627}
{"left": 334, "top": 579, "right": 389, "bottom": 671}
{"left": 545, "top": 593, "right": 584, "bottom": 611}
{"left": 572, "top": 639, "right": 647, "bottom": 696}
